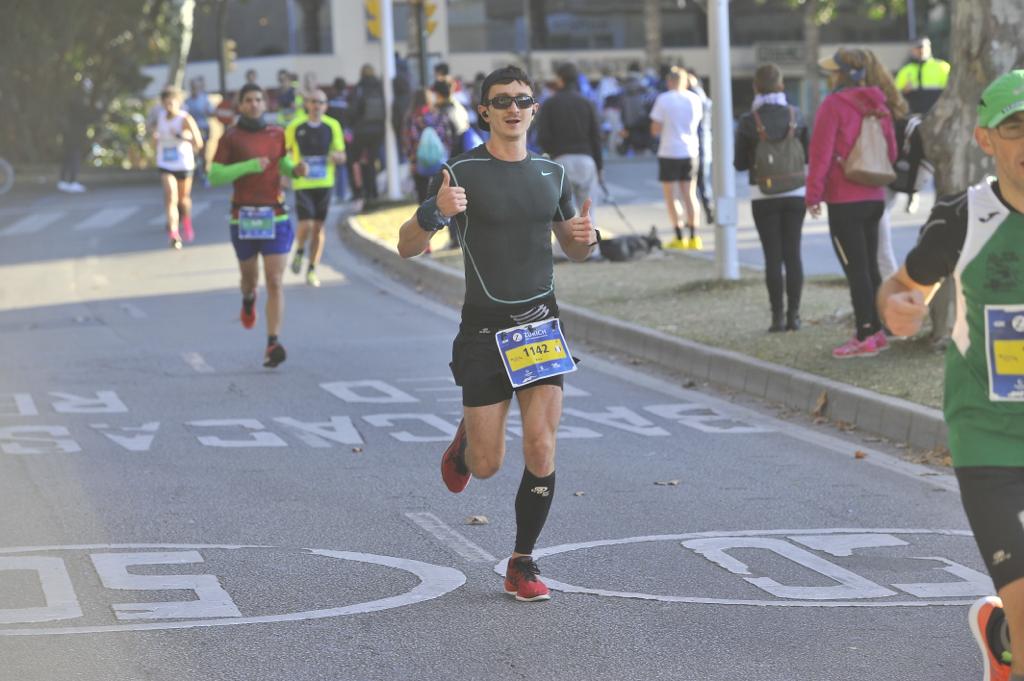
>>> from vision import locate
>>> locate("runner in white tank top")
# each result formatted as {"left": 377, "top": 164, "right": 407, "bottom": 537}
{"left": 154, "top": 86, "right": 203, "bottom": 248}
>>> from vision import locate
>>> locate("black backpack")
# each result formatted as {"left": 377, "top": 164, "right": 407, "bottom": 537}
{"left": 359, "top": 85, "right": 386, "bottom": 125}
{"left": 751, "top": 107, "right": 805, "bottom": 195}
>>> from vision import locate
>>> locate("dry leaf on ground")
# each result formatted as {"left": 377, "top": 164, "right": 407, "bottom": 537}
{"left": 654, "top": 480, "right": 681, "bottom": 486}
{"left": 465, "top": 515, "right": 489, "bottom": 525}
{"left": 812, "top": 390, "right": 829, "bottom": 417}
{"left": 854, "top": 450, "right": 867, "bottom": 459}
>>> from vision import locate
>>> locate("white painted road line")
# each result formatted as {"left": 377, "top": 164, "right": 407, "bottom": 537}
{"left": 404, "top": 512, "right": 497, "bottom": 563}
{"left": 182, "top": 352, "right": 215, "bottom": 373}
{"left": 147, "top": 200, "right": 213, "bottom": 227}
{"left": 0, "top": 212, "right": 64, "bottom": 237}
{"left": 73, "top": 207, "right": 138, "bottom": 231}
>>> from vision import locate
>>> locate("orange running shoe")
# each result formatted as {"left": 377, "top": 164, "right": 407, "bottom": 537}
{"left": 503, "top": 556, "right": 551, "bottom": 602}
{"left": 240, "top": 292, "right": 257, "bottom": 329}
{"left": 969, "top": 596, "right": 1012, "bottom": 681}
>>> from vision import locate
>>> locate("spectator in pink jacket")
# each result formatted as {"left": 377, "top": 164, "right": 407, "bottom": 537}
{"left": 807, "top": 47, "right": 899, "bottom": 359}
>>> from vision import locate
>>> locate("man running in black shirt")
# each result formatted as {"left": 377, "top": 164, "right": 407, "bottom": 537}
{"left": 397, "top": 66, "right": 598, "bottom": 602}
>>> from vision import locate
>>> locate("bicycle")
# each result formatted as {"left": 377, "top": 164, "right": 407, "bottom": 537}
{"left": 0, "top": 157, "right": 14, "bottom": 196}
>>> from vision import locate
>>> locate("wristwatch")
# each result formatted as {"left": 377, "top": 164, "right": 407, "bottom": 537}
{"left": 588, "top": 228, "right": 602, "bottom": 248}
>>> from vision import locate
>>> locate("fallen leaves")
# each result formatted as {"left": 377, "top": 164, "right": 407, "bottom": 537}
{"left": 854, "top": 450, "right": 867, "bottom": 460}
{"left": 654, "top": 479, "right": 681, "bottom": 486}
{"left": 351, "top": 447, "right": 363, "bottom": 453}
{"left": 574, "top": 491, "right": 586, "bottom": 497}
{"left": 465, "top": 515, "right": 489, "bottom": 525}
{"left": 811, "top": 390, "right": 828, "bottom": 418}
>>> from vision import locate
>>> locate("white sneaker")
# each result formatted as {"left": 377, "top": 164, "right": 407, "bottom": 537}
{"left": 68, "top": 182, "right": 87, "bottom": 193}
{"left": 57, "top": 181, "right": 72, "bottom": 192}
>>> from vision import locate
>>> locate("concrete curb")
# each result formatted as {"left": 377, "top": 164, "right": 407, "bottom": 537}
{"left": 340, "top": 215, "right": 948, "bottom": 451}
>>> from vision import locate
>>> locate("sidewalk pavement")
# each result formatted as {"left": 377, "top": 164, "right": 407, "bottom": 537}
{"left": 339, "top": 207, "right": 948, "bottom": 455}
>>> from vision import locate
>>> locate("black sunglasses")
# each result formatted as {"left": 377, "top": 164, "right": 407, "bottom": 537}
{"left": 485, "top": 94, "right": 536, "bottom": 110}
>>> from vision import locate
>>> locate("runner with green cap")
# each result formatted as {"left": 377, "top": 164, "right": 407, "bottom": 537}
{"left": 879, "top": 69, "right": 1024, "bottom": 681}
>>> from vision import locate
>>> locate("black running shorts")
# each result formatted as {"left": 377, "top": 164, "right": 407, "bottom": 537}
{"left": 956, "top": 466, "right": 1024, "bottom": 592}
{"left": 658, "top": 157, "right": 695, "bottom": 183}
{"left": 159, "top": 168, "right": 194, "bottom": 181}
{"left": 450, "top": 326, "right": 564, "bottom": 408}
{"left": 295, "top": 187, "right": 332, "bottom": 221}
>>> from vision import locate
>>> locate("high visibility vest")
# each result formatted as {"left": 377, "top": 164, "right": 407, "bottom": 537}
{"left": 895, "top": 58, "right": 951, "bottom": 91}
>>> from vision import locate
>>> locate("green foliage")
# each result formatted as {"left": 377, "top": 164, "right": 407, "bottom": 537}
{"left": 0, "top": 0, "right": 176, "bottom": 165}
{"left": 769, "top": 0, "right": 908, "bottom": 25}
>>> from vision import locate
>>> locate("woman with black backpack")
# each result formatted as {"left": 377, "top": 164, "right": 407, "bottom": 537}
{"left": 734, "top": 63, "right": 809, "bottom": 332}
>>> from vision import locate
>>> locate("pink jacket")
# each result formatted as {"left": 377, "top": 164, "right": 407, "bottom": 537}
{"left": 805, "top": 86, "right": 898, "bottom": 206}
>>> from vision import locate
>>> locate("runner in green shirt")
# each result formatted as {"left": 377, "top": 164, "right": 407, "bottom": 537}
{"left": 285, "top": 89, "right": 346, "bottom": 287}
{"left": 879, "top": 70, "right": 1024, "bottom": 681}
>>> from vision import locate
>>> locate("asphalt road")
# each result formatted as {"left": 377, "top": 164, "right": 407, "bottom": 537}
{"left": 0, "top": 181, "right": 987, "bottom": 681}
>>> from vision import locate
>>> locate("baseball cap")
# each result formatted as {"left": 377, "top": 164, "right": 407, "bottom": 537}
{"left": 977, "top": 70, "right": 1024, "bottom": 128}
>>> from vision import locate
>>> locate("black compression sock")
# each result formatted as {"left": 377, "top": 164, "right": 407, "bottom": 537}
{"left": 674, "top": 226, "right": 684, "bottom": 241}
{"left": 514, "top": 469, "right": 555, "bottom": 555}
{"left": 687, "top": 224, "right": 696, "bottom": 239}
{"left": 267, "top": 335, "right": 278, "bottom": 347}
{"left": 242, "top": 293, "right": 256, "bottom": 311}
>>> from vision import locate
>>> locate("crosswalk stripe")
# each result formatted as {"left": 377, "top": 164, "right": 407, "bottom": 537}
{"left": 73, "top": 207, "right": 138, "bottom": 231}
{"left": 0, "top": 212, "right": 64, "bottom": 237}
{"left": 147, "top": 200, "right": 214, "bottom": 227}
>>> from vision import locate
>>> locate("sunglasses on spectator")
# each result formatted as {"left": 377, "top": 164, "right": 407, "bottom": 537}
{"left": 485, "top": 94, "right": 536, "bottom": 109}
{"left": 309, "top": 99, "right": 327, "bottom": 104}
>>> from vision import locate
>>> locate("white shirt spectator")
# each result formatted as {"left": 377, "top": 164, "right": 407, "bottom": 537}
{"left": 650, "top": 89, "right": 703, "bottom": 159}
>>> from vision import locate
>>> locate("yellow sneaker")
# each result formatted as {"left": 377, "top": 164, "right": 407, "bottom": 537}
{"left": 688, "top": 235, "right": 703, "bottom": 250}
{"left": 665, "top": 238, "right": 687, "bottom": 250}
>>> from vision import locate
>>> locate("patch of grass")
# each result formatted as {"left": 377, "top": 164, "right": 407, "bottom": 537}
{"left": 350, "top": 212, "right": 945, "bottom": 408}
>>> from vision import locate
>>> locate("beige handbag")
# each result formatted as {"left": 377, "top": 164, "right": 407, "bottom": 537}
{"left": 841, "top": 100, "right": 897, "bottom": 187}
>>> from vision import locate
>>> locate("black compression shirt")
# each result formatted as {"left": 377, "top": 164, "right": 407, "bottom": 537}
{"left": 905, "top": 179, "right": 1018, "bottom": 285}
{"left": 428, "top": 144, "right": 575, "bottom": 313}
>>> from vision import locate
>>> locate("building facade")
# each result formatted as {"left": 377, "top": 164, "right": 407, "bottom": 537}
{"left": 146, "top": 0, "right": 947, "bottom": 114}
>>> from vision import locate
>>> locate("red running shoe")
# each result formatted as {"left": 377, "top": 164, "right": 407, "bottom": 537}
{"left": 503, "top": 556, "right": 551, "bottom": 602}
{"left": 440, "top": 419, "right": 470, "bottom": 493}
{"left": 240, "top": 293, "right": 257, "bottom": 329}
{"left": 969, "top": 596, "right": 1012, "bottom": 681}
{"left": 181, "top": 217, "right": 194, "bottom": 243}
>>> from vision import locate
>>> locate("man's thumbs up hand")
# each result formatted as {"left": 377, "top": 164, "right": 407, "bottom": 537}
{"left": 436, "top": 169, "right": 467, "bottom": 218}
{"left": 571, "top": 198, "right": 595, "bottom": 244}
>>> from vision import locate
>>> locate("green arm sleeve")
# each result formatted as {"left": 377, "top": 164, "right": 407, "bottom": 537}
{"left": 208, "top": 158, "right": 263, "bottom": 187}
{"left": 278, "top": 155, "right": 298, "bottom": 178}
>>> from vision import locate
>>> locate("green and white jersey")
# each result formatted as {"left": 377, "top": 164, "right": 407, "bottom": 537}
{"left": 905, "top": 178, "right": 1024, "bottom": 466}
{"left": 429, "top": 144, "right": 576, "bottom": 313}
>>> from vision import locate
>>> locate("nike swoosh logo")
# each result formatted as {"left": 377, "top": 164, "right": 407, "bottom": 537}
{"left": 979, "top": 210, "right": 1001, "bottom": 223}
{"left": 541, "top": 171, "right": 553, "bottom": 176}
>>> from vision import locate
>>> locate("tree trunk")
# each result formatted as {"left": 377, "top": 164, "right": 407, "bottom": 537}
{"left": 803, "top": 1, "right": 821, "bottom": 122}
{"left": 166, "top": 0, "right": 196, "bottom": 89}
{"left": 643, "top": 0, "right": 661, "bottom": 70}
{"left": 922, "top": 0, "right": 1024, "bottom": 195}
{"left": 216, "top": 0, "right": 228, "bottom": 95}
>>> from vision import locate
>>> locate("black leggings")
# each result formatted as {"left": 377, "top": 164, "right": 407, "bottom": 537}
{"left": 752, "top": 197, "right": 805, "bottom": 315}
{"left": 827, "top": 201, "right": 884, "bottom": 340}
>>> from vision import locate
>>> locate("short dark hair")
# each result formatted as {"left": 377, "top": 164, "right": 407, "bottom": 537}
{"left": 431, "top": 80, "right": 451, "bottom": 99}
{"left": 479, "top": 65, "right": 531, "bottom": 104}
{"left": 753, "top": 63, "right": 784, "bottom": 94}
{"left": 555, "top": 62, "right": 579, "bottom": 88}
{"left": 238, "top": 82, "right": 264, "bottom": 101}
{"left": 434, "top": 62, "right": 450, "bottom": 77}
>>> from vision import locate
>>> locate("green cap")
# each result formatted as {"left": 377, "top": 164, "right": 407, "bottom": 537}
{"left": 978, "top": 70, "right": 1024, "bottom": 128}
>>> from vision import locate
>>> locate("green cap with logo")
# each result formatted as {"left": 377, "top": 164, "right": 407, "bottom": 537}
{"left": 978, "top": 70, "right": 1024, "bottom": 128}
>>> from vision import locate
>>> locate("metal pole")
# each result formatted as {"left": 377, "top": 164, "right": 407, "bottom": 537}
{"left": 709, "top": 0, "right": 738, "bottom": 280}
{"left": 523, "top": 0, "right": 532, "bottom": 73}
{"left": 907, "top": 0, "right": 917, "bottom": 40}
{"left": 380, "top": 0, "right": 402, "bottom": 200}
{"left": 414, "top": 0, "right": 428, "bottom": 87}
